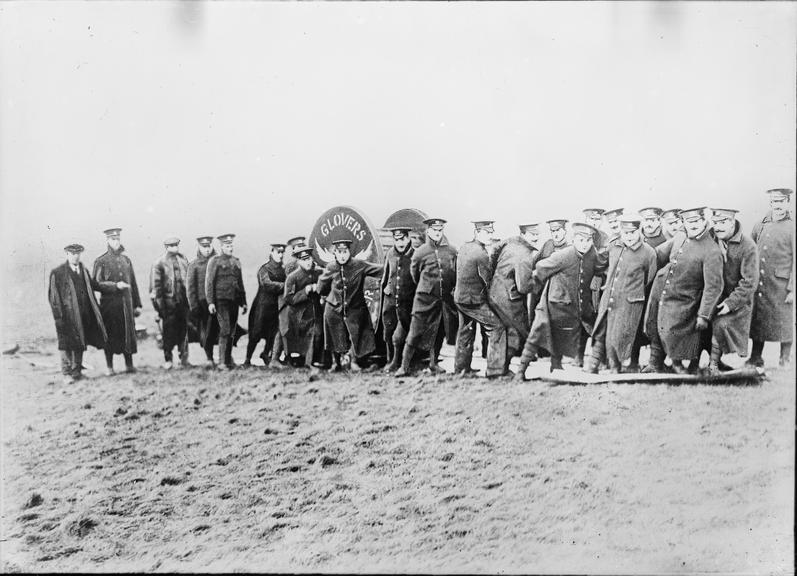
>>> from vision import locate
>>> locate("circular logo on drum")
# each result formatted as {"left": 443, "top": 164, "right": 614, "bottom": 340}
{"left": 309, "top": 205, "right": 384, "bottom": 267}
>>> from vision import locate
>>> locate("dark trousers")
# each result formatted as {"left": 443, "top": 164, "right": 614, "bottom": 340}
{"left": 105, "top": 350, "right": 134, "bottom": 369}
{"left": 383, "top": 301, "right": 412, "bottom": 365}
{"left": 216, "top": 300, "right": 239, "bottom": 367}
{"left": 60, "top": 349, "right": 84, "bottom": 377}
{"left": 162, "top": 305, "right": 189, "bottom": 363}
{"left": 247, "top": 321, "right": 279, "bottom": 363}
{"left": 454, "top": 302, "right": 507, "bottom": 377}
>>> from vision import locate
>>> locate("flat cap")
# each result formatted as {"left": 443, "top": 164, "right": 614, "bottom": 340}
{"left": 619, "top": 215, "right": 642, "bottom": 229}
{"left": 423, "top": 218, "right": 447, "bottom": 228}
{"left": 766, "top": 188, "right": 793, "bottom": 199}
{"left": 287, "top": 236, "right": 307, "bottom": 246}
{"left": 64, "top": 243, "right": 85, "bottom": 253}
{"left": 571, "top": 222, "right": 599, "bottom": 237}
{"left": 678, "top": 207, "right": 706, "bottom": 221}
{"left": 163, "top": 236, "right": 180, "bottom": 246}
{"left": 472, "top": 220, "right": 495, "bottom": 232}
{"left": 582, "top": 208, "right": 605, "bottom": 218}
{"left": 603, "top": 208, "right": 624, "bottom": 220}
{"left": 639, "top": 207, "right": 663, "bottom": 218}
{"left": 390, "top": 227, "right": 412, "bottom": 239}
{"left": 518, "top": 223, "right": 540, "bottom": 233}
{"left": 661, "top": 208, "right": 681, "bottom": 221}
{"left": 270, "top": 242, "right": 287, "bottom": 249}
{"left": 711, "top": 208, "right": 739, "bottom": 219}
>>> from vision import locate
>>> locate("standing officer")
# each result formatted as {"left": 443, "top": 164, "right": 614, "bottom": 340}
{"left": 453, "top": 220, "right": 508, "bottom": 378}
{"left": 488, "top": 223, "right": 539, "bottom": 373}
{"left": 283, "top": 244, "right": 325, "bottom": 373}
{"left": 639, "top": 207, "right": 667, "bottom": 247}
{"left": 586, "top": 216, "right": 657, "bottom": 373}
{"left": 395, "top": 218, "right": 458, "bottom": 377}
{"left": 187, "top": 236, "right": 219, "bottom": 366}
{"left": 661, "top": 209, "right": 683, "bottom": 240}
{"left": 317, "top": 236, "right": 384, "bottom": 371}
{"left": 48, "top": 244, "right": 110, "bottom": 384}
{"left": 707, "top": 208, "right": 759, "bottom": 374}
{"left": 93, "top": 228, "right": 142, "bottom": 375}
{"left": 643, "top": 208, "right": 724, "bottom": 374}
{"left": 584, "top": 208, "right": 611, "bottom": 313}
{"left": 517, "top": 222, "right": 608, "bottom": 377}
{"left": 539, "top": 219, "right": 570, "bottom": 259}
{"left": 245, "top": 242, "right": 286, "bottom": 367}
{"left": 150, "top": 236, "right": 190, "bottom": 370}
{"left": 748, "top": 188, "right": 794, "bottom": 367}
{"left": 205, "top": 233, "right": 247, "bottom": 370}
{"left": 380, "top": 227, "right": 417, "bottom": 372}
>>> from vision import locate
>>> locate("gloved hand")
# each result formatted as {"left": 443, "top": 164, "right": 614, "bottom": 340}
{"left": 695, "top": 317, "right": 709, "bottom": 331}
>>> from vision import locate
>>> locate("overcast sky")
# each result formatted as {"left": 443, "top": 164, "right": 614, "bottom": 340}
{"left": 1, "top": 1, "right": 795, "bottom": 264}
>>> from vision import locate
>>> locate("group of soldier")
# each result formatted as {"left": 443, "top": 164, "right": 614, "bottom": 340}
{"left": 48, "top": 188, "right": 794, "bottom": 384}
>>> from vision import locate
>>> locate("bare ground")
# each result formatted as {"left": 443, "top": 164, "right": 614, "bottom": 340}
{"left": 0, "top": 340, "right": 793, "bottom": 573}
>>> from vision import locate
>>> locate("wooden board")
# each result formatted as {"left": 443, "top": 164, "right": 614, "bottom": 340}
{"left": 534, "top": 367, "right": 766, "bottom": 386}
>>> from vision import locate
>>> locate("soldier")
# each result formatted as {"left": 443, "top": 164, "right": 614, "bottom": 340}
{"left": 244, "top": 243, "right": 286, "bottom": 368}
{"left": 187, "top": 236, "right": 219, "bottom": 366}
{"left": 706, "top": 208, "right": 759, "bottom": 374}
{"left": 48, "top": 244, "right": 110, "bottom": 384}
{"left": 283, "top": 236, "right": 308, "bottom": 276}
{"left": 748, "top": 188, "right": 794, "bottom": 367}
{"left": 661, "top": 208, "right": 683, "bottom": 240}
{"left": 150, "top": 236, "right": 190, "bottom": 370}
{"left": 283, "top": 244, "right": 325, "bottom": 373}
{"left": 643, "top": 208, "right": 724, "bottom": 374}
{"left": 317, "top": 237, "right": 383, "bottom": 371}
{"left": 586, "top": 216, "right": 657, "bottom": 373}
{"left": 381, "top": 227, "right": 417, "bottom": 372}
{"left": 516, "top": 222, "right": 608, "bottom": 377}
{"left": 453, "top": 221, "right": 508, "bottom": 378}
{"left": 488, "top": 223, "right": 539, "bottom": 373}
{"left": 539, "top": 219, "right": 570, "bottom": 259}
{"left": 395, "top": 218, "right": 458, "bottom": 377}
{"left": 584, "top": 208, "right": 611, "bottom": 312}
{"left": 639, "top": 207, "right": 667, "bottom": 248}
{"left": 205, "top": 233, "right": 247, "bottom": 370}
{"left": 603, "top": 208, "right": 624, "bottom": 245}
{"left": 93, "top": 228, "right": 142, "bottom": 375}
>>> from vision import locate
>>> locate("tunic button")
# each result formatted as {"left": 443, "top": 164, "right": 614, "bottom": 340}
{"left": 609, "top": 298, "right": 614, "bottom": 303}
{"left": 760, "top": 270, "right": 765, "bottom": 274}
{"left": 760, "top": 282, "right": 763, "bottom": 286}
{"left": 763, "top": 246, "right": 768, "bottom": 250}
{"left": 666, "top": 281, "right": 670, "bottom": 284}
{"left": 678, "top": 249, "right": 683, "bottom": 254}
{"left": 662, "top": 290, "right": 667, "bottom": 295}
{"left": 761, "top": 258, "right": 765, "bottom": 262}
{"left": 758, "top": 292, "right": 762, "bottom": 297}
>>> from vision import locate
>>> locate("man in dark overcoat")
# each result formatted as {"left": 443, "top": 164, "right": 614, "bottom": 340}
{"left": 205, "top": 233, "right": 247, "bottom": 370}
{"left": 603, "top": 208, "right": 624, "bottom": 246}
{"left": 586, "top": 216, "right": 657, "bottom": 373}
{"left": 640, "top": 207, "right": 667, "bottom": 248}
{"left": 49, "top": 244, "right": 111, "bottom": 383}
{"left": 283, "top": 236, "right": 308, "bottom": 276}
{"left": 517, "top": 222, "right": 608, "bottom": 377}
{"left": 453, "top": 220, "right": 508, "bottom": 378}
{"left": 93, "top": 228, "right": 142, "bottom": 375}
{"left": 283, "top": 244, "right": 325, "bottom": 372}
{"left": 748, "top": 188, "right": 794, "bottom": 367}
{"left": 583, "top": 209, "right": 611, "bottom": 315}
{"left": 150, "top": 236, "right": 190, "bottom": 369}
{"left": 187, "top": 236, "right": 219, "bottom": 366}
{"left": 395, "top": 218, "right": 458, "bottom": 376}
{"left": 488, "top": 223, "right": 539, "bottom": 370}
{"left": 706, "top": 208, "right": 759, "bottom": 374}
{"left": 643, "top": 208, "right": 724, "bottom": 374}
{"left": 317, "top": 237, "right": 383, "bottom": 371}
{"left": 244, "top": 243, "right": 286, "bottom": 367}
{"left": 380, "top": 227, "right": 417, "bottom": 372}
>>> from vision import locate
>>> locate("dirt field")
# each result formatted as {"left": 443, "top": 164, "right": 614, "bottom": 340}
{"left": 1, "top": 337, "right": 793, "bottom": 573}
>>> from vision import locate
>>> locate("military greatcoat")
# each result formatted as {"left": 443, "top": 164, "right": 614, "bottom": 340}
{"left": 187, "top": 249, "right": 219, "bottom": 347}
{"left": 317, "top": 258, "right": 383, "bottom": 357}
{"left": 248, "top": 259, "right": 286, "bottom": 343}
{"left": 405, "top": 236, "right": 458, "bottom": 352}
{"left": 283, "top": 265, "right": 324, "bottom": 355}
{"left": 644, "top": 229, "right": 724, "bottom": 361}
{"left": 711, "top": 222, "right": 759, "bottom": 355}
{"left": 528, "top": 245, "right": 607, "bottom": 358}
{"left": 488, "top": 236, "right": 537, "bottom": 340}
{"left": 593, "top": 240, "right": 658, "bottom": 362}
{"left": 749, "top": 213, "right": 794, "bottom": 342}
{"left": 93, "top": 246, "right": 142, "bottom": 354}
